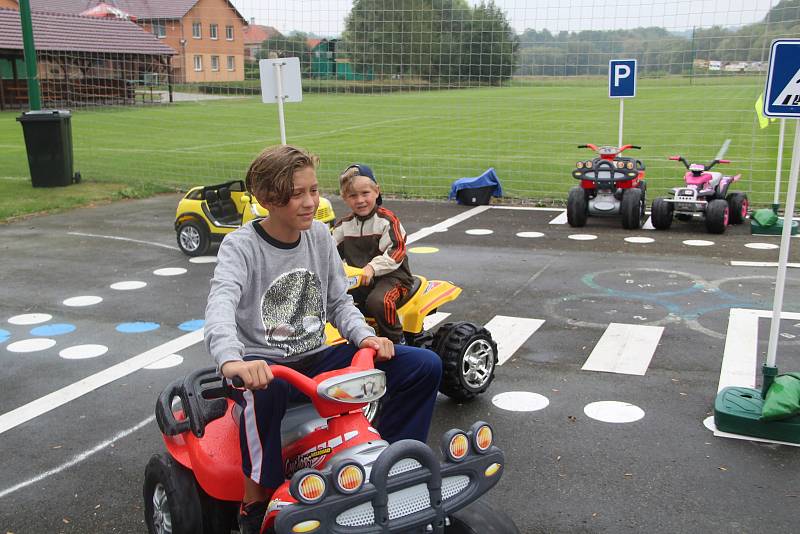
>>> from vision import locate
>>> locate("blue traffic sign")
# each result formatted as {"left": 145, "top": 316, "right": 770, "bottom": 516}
{"left": 609, "top": 59, "right": 637, "bottom": 98}
{"left": 764, "top": 39, "right": 800, "bottom": 118}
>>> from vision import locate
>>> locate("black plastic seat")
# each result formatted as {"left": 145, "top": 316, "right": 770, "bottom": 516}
{"left": 217, "top": 187, "right": 239, "bottom": 221}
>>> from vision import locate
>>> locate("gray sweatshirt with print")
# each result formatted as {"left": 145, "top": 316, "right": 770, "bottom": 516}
{"left": 205, "top": 220, "right": 375, "bottom": 371}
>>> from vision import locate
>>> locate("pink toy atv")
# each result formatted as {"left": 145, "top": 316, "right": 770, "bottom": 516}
{"left": 651, "top": 152, "right": 748, "bottom": 234}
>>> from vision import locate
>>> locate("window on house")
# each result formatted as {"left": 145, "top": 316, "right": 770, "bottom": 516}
{"left": 209, "top": 24, "right": 218, "bottom": 40}
{"left": 211, "top": 56, "right": 219, "bottom": 71}
{"left": 193, "top": 55, "right": 202, "bottom": 71}
{"left": 226, "top": 25, "right": 234, "bottom": 40}
{"left": 192, "top": 22, "right": 201, "bottom": 39}
{"left": 152, "top": 21, "right": 166, "bottom": 38}
{"left": 227, "top": 56, "right": 235, "bottom": 71}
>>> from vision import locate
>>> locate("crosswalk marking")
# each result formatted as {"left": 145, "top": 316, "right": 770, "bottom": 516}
{"left": 484, "top": 316, "right": 545, "bottom": 365}
{"left": 581, "top": 323, "right": 664, "bottom": 375}
{"left": 731, "top": 260, "right": 800, "bottom": 268}
{"left": 422, "top": 312, "right": 451, "bottom": 331}
{"left": 549, "top": 211, "right": 568, "bottom": 224}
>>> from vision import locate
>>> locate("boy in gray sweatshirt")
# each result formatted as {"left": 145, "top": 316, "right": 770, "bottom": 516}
{"left": 204, "top": 144, "right": 442, "bottom": 533}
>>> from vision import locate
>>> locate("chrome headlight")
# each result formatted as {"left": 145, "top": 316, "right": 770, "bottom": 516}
{"left": 317, "top": 370, "right": 386, "bottom": 404}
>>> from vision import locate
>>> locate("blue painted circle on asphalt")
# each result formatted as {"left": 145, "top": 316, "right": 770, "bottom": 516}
{"left": 0, "top": 329, "right": 9, "bottom": 343}
{"left": 30, "top": 323, "right": 76, "bottom": 336}
{"left": 178, "top": 319, "right": 204, "bottom": 332}
{"left": 116, "top": 322, "right": 160, "bottom": 333}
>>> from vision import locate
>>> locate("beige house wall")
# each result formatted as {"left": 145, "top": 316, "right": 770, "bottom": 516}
{"left": 0, "top": 0, "right": 19, "bottom": 9}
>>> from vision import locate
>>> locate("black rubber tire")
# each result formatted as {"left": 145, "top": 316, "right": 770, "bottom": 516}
{"left": 433, "top": 322, "right": 498, "bottom": 402}
{"left": 726, "top": 192, "right": 748, "bottom": 224}
{"left": 446, "top": 499, "right": 521, "bottom": 534}
{"left": 177, "top": 220, "right": 210, "bottom": 257}
{"left": 566, "top": 186, "right": 588, "bottom": 227}
{"left": 706, "top": 199, "right": 729, "bottom": 234}
{"left": 651, "top": 197, "right": 673, "bottom": 230}
{"left": 143, "top": 454, "right": 203, "bottom": 534}
{"left": 620, "top": 188, "right": 643, "bottom": 229}
{"left": 198, "top": 487, "right": 236, "bottom": 534}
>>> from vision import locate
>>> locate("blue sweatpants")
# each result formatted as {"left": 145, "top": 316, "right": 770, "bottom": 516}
{"left": 232, "top": 344, "right": 442, "bottom": 488}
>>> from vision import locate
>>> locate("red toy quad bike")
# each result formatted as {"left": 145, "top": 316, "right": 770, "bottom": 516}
{"left": 144, "top": 348, "right": 520, "bottom": 534}
{"left": 651, "top": 149, "right": 748, "bottom": 234}
{"left": 567, "top": 143, "right": 647, "bottom": 229}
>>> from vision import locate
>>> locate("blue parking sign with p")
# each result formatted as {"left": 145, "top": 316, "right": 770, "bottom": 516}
{"left": 609, "top": 59, "right": 636, "bottom": 98}
{"left": 764, "top": 39, "right": 800, "bottom": 118}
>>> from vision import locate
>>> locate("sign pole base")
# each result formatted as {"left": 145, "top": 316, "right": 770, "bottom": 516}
{"left": 750, "top": 216, "right": 799, "bottom": 235}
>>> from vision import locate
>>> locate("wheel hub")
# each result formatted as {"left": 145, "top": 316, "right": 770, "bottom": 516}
{"left": 180, "top": 226, "right": 200, "bottom": 252}
{"left": 152, "top": 482, "right": 173, "bottom": 534}
{"left": 461, "top": 339, "right": 495, "bottom": 389}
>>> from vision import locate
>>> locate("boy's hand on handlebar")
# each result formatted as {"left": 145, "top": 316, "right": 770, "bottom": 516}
{"left": 362, "top": 265, "right": 375, "bottom": 286}
{"left": 360, "top": 336, "right": 395, "bottom": 362}
{"left": 221, "top": 360, "right": 273, "bottom": 390}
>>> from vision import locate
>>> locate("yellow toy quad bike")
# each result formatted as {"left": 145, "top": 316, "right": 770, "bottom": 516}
{"left": 325, "top": 265, "right": 498, "bottom": 403}
{"left": 174, "top": 180, "right": 336, "bottom": 256}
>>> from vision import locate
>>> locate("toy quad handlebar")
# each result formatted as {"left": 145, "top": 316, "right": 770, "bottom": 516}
{"left": 578, "top": 143, "right": 641, "bottom": 154}
{"left": 669, "top": 155, "right": 730, "bottom": 171}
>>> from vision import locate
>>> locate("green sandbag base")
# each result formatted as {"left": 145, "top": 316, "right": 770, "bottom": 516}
{"left": 750, "top": 217, "right": 799, "bottom": 235}
{"left": 714, "top": 386, "right": 800, "bottom": 443}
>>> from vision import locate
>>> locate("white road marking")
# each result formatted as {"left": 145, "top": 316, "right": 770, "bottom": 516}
{"left": 0, "top": 415, "right": 155, "bottom": 499}
{"left": 422, "top": 312, "right": 451, "bottom": 331}
{"left": 6, "top": 338, "right": 56, "bottom": 353}
{"left": 548, "top": 211, "right": 568, "bottom": 224}
{"left": 491, "top": 206, "right": 564, "bottom": 212}
{"left": 110, "top": 281, "right": 147, "bottom": 290}
{"left": 59, "top": 344, "right": 109, "bottom": 360}
{"left": 745, "top": 243, "right": 779, "bottom": 250}
{"left": 406, "top": 205, "right": 491, "bottom": 244}
{"left": 68, "top": 231, "right": 179, "bottom": 251}
{"left": 731, "top": 260, "right": 800, "bottom": 268}
{"left": 492, "top": 391, "right": 549, "bottom": 412}
{"left": 624, "top": 236, "right": 654, "bottom": 244}
{"left": 0, "top": 329, "right": 204, "bottom": 436}
{"left": 516, "top": 231, "right": 544, "bottom": 238}
{"left": 584, "top": 401, "right": 645, "bottom": 423}
{"left": 683, "top": 239, "right": 714, "bottom": 246}
{"left": 8, "top": 313, "right": 52, "bottom": 325}
{"left": 63, "top": 295, "right": 103, "bottom": 307}
{"left": 642, "top": 216, "right": 655, "bottom": 230}
{"left": 154, "top": 267, "right": 187, "bottom": 276}
{"left": 581, "top": 323, "right": 664, "bottom": 375}
{"left": 465, "top": 228, "right": 493, "bottom": 235}
{"left": 484, "top": 315, "right": 545, "bottom": 365}
{"left": 568, "top": 234, "right": 598, "bottom": 241}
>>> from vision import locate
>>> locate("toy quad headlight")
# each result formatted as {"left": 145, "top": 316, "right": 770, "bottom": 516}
{"left": 576, "top": 161, "right": 584, "bottom": 169}
{"left": 471, "top": 422, "right": 493, "bottom": 453}
{"left": 442, "top": 429, "right": 470, "bottom": 462}
{"left": 317, "top": 370, "right": 386, "bottom": 404}
{"left": 290, "top": 469, "right": 328, "bottom": 504}
{"left": 334, "top": 461, "right": 365, "bottom": 494}
{"left": 585, "top": 160, "right": 593, "bottom": 168}
{"left": 626, "top": 161, "right": 634, "bottom": 169}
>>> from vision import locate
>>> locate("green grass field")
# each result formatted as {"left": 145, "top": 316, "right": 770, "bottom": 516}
{"left": 0, "top": 76, "right": 795, "bottom": 220}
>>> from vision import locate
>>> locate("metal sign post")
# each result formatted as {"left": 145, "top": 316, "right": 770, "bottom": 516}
{"left": 609, "top": 59, "right": 637, "bottom": 148}
{"left": 259, "top": 57, "right": 302, "bottom": 145}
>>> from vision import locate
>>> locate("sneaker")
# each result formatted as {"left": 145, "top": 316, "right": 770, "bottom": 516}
{"left": 238, "top": 500, "right": 268, "bottom": 534}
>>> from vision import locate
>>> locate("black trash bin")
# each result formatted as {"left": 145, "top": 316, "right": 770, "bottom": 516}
{"left": 17, "top": 109, "right": 79, "bottom": 187}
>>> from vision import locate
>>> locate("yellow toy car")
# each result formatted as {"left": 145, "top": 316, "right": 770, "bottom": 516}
{"left": 174, "top": 180, "right": 336, "bottom": 256}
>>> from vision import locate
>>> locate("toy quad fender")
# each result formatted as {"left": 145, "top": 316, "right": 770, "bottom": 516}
{"left": 325, "top": 265, "right": 498, "bottom": 403}
{"left": 651, "top": 143, "right": 748, "bottom": 234}
{"left": 174, "top": 180, "right": 336, "bottom": 257}
{"left": 143, "top": 349, "right": 520, "bottom": 534}
{"left": 567, "top": 143, "right": 646, "bottom": 229}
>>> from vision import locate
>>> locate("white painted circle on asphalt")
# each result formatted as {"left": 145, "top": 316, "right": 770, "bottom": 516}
{"left": 7, "top": 338, "right": 56, "bottom": 353}
{"left": 59, "top": 344, "right": 109, "bottom": 360}
{"left": 154, "top": 267, "right": 187, "bottom": 276}
{"left": 8, "top": 313, "right": 52, "bottom": 325}
{"left": 465, "top": 228, "right": 494, "bottom": 235}
{"left": 745, "top": 242, "right": 779, "bottom": 250}
{"left": 491, "top": 391, "right": 550, "bottom": 412}
{"left": 517, "top": 231, "right": 545, "bottom": 238}
{"left": 189, "top": 256, "right": 218, "bottom": 264}
{"left": 568, "top": 234, "right": 598, "bottom": 241}
{"left": 584, "top": 401, "right": 645, "bottom": 423}
{"left": 63, "top": 295, "right": 103, "bottom": 307}
{"left": 144, "top": 354, "right": 184, "bottom": 369}
{"left": 624, "top": 236, "right": 655, "bottom": 244}
{"left": 683, "top": 240, "right": 714, "bottom": 247}
{"left": 110, "top": 281, "right": 147, "bottom": 290}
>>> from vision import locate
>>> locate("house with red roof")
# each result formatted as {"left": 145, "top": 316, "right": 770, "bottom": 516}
{"left": 242, "top": 18, "right": 282, "bottom": 60}
{"left": 0, "top": 8, "right": 175, "bottom": 109}
{"left": 2, "top": 0, "right": 247, "bottom": 83}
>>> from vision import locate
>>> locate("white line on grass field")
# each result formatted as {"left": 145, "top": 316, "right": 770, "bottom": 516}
{"left": 730, "top": 260, "right": 800, "bottom": 268}
{"left": 549, "top": 211, "right": 568, "bottom": 225}
{"left": 406, "top": 205, "right": 491, "bottom": 244}
{"left": 484, "top": 316, "right": 545, "bottom": 365}
{"left": 0, "top": 415, "right": 155, "bottom": 499}
{"left": 0, "top": 330, "right": 204, "bottom": 436}
{"left": 717, "top": 308, "right": 800, "bottom": 392}
{"left": 68, "top": 231, "right": 180, "bottom": 251}
{"left": 581, "top": 323, "right": 664, "bottom": 375}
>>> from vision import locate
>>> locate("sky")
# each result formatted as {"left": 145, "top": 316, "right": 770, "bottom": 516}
{"left": 231, "top": 0, "right": 778, "bottom": 37}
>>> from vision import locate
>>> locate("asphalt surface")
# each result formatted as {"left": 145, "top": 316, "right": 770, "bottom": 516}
{"left": 1, "top": 194, "right": 799, "bottom": 533}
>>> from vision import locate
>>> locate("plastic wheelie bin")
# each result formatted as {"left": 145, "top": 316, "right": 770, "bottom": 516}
{"left": 17, "top": 109, "right": 80, "bottom": 187}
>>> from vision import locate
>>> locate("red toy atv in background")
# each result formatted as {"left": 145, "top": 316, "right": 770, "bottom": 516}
{"left": 144, "top": 348, "right": 519, "bottom": 534}
{"left": 651, "top": 148, "right": 748, "bottom": 234}
{"left": 567, "top": 144, "right": 647, "bottom": 229}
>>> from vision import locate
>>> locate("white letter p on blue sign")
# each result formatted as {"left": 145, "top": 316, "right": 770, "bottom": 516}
{"left": 609, "top": 59, "right": 637, "bottom": 98}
